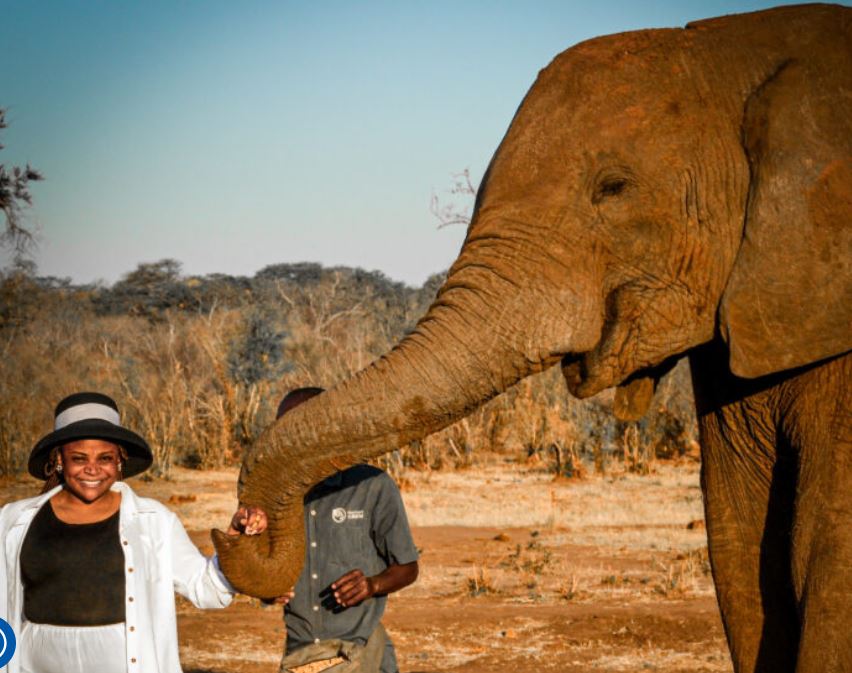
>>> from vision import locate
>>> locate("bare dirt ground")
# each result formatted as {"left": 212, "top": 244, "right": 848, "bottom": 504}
{"left": 1, "top": 459, "right": 732, "bottom": 673}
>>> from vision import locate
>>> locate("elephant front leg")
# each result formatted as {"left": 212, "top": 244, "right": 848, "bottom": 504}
{"left": 692, "top": 349, "right": 799, "bottom": 673}
{"left": 699, "top": 427, "right": 800, "bottom": 673}
{"left": 785, "top": 353, "right": 852, "bottom": 673}
{"left": 792, "top": 464, "right": 852, "bottom": 673}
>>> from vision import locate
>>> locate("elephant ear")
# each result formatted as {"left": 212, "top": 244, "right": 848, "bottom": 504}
{"left": 719, "top": 58, "right": 852, "bottom": 378}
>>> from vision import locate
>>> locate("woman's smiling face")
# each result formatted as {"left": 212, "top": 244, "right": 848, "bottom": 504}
{"left": 58, "top": 439, "right": 122, "bottom": 503}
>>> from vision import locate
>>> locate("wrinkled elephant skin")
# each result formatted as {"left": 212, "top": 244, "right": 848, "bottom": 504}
{"left": 217, "top": 5, "right": 851, "bottom": 673}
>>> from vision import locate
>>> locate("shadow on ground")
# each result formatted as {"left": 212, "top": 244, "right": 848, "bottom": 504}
{"left": 183, "top": 669, "right": 439, "bottom": 673}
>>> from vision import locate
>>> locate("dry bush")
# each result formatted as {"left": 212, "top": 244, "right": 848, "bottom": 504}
{"left": 0, "top": 297, "right": 286, "bottom": 475}
{"left": 558, "top": 573, "right": 581, "bottom": 601}
{"left": 464, "top": 565, "right": 499, "bottom": 597}
{"left": 0, "top": 264, "right": 422, "bottom": 477}
{"left": 654, "top": 547, "right": 712, "bottom": 597}
{"left": 1, "top": 261, "right": 699, "bottom": 480}
{"left": 390, "top": 363, "right": 683, "bottom": 480}
{"left": 389, "top": 369, "right": 583, "bottom": 475}
{"left": 497, "top": 531, "right": 555, "bottom": 598}
{"left": 275, "top": 270, "right": 398, "bottom": 384}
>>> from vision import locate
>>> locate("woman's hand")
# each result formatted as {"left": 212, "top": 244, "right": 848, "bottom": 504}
{"left": 262, "top": 588, "right": 296, "bottom": 606}
{"left": 227, "top": 506, "right": 268, "bottom": 536}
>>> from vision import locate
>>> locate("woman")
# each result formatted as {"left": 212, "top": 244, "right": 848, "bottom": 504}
{"left": 0, "top": 392, "right": 265, "bottom": 673}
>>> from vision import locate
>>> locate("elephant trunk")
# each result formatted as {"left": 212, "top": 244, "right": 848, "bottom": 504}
{"left": 212, "top": 252, "right": 582, "bottom": 598}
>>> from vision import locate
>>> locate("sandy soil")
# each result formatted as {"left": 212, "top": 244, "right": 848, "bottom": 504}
{"left": 1, "top": 460, "right": 731, "bottom": 672}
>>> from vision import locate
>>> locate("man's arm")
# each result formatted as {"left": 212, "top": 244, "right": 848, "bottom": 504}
{"left": 331, "top": 468, "right": 420, "bottom": 608}
{"left": 331, "top": 561, "right": 419, "bottom": 608}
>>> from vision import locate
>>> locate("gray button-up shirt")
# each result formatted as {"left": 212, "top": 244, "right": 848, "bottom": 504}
{"left": 285, "top": 464, "right": 418, "bottom": 652}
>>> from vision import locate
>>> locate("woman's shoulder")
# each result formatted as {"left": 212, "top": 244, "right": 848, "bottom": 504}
{"left": 0, "top": 492, "right": 49, "bottom": 526}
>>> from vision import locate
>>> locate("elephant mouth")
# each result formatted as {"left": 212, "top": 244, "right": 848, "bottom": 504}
{"left": 560, "top": 349, "right": 638, "bottom": 398}
{"left": 560, "top": 352, "right": 595, "bottom": 397}
{"left": 562, "top": 350, "right": 678, "bottom": 420}
{"left": 559, "top": 286, "right": 653, "bottom": 399}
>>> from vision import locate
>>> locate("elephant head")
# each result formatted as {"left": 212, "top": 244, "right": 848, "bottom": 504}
{"left": 214, "top": 4, "right": 851, "bottom": 599}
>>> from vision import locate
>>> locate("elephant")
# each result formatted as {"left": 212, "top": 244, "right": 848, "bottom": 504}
{"left": 213, "top": 4, "right": 851, "bottom": 673}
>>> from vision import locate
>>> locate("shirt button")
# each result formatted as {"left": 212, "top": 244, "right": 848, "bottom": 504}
{"left": 128, "top": 597, "right": 134, "bottom": 602}
{"left": 129, "top": 626, "right": 135, "bottom": 632}
{"left": 128, "top": 567, "right": 134, "bottom": 573}
{"left": 310, "top": 510, "right": 316, "bottom": 516}
{"left": 311, "top": 573, "right": 318, "bottom": 580}
{"left": 310, "top": 542, "right": 317, "bottom": 548}
{"left": 131, "top": 657, "right": 137, "bottom": 663}
{"left": 313, "top": 605, "right": 319, "bottom": 612}
{"left": 314, "top": 638, "right": 321, "bottom": 644}
{"left": 123, "top": 540, "right": 129, "bottom": 546}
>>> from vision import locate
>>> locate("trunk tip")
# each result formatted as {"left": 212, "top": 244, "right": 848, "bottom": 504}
{"left": 211, "top": 528, "right": 302, "bottom": 601}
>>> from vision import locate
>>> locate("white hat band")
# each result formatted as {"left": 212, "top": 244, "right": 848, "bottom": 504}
{"left": 55, "top": 403, "right": 121, "bottom": 430}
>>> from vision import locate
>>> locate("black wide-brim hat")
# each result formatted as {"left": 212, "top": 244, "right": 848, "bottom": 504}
{"left": 29, "top": 392, "right": 153, "bottom": 480}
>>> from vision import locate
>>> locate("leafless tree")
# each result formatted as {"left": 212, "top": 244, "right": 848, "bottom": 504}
{"left": 430, "top": 168, "right": 477, "bottom": 229}
{"left": 0, "top": 109, "right": 43, "bottom": 257}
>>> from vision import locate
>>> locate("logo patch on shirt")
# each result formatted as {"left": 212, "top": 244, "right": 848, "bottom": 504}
{"left": 331, "top": 508, "right": 365, "bottom": 523}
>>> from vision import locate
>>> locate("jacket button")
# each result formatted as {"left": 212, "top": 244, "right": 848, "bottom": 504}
{"left": 123, "top": 540, "right": 129, "bottom": 546}
{"left": 131, "top": 657, "right": 137, "bottom": 663}
{"left": 129, "top": 626, "right": 135, "bottom": 632}
{"left": 128, "top": 596, "right": 134, "bottom": 602}
{"left": 128, "top": 567, "right": 134, "bottom": 573}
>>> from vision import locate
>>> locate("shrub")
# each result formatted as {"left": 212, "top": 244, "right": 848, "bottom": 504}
{"left": 1, "top": 260, "right": 699, "bottom": 478}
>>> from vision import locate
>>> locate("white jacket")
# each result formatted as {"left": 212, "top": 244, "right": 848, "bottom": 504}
{"left": 0, "top": 481, "right": 234, "bottom": 673}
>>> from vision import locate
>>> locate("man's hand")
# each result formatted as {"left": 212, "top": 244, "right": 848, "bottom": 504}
{"left": 227, "top": 506, "right": 268, "bottom": 536}
{"left": 330, "top": 561, "right": 419, "bottom": 608}
{"left": 331, "top": 569, "right": 375, "bottom": 608}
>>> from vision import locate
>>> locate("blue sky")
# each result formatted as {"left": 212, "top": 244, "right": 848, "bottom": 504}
{"left": 0, "top": 0, "right": 813, "bottom": 286}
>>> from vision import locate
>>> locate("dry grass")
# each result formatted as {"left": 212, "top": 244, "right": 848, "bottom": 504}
{"left": 587, "top": 648, "right": 731, "bottom": 672}
{"left": 0, "top": 273, "right": 404, "bottom": 476}
{"left": 392, "top": 461, "right": 715, "bottom": 616}
{"left": 0, "top": 309, "right": 277, "bottom": 476}
{"left": 1, "top": 265, "right": 698, "bottom": 481}
{"left": 401, "top": 461, "right": 706, "bottom": 549}
{"left": 465, "top": 565, "right": 500, "bottom": 596}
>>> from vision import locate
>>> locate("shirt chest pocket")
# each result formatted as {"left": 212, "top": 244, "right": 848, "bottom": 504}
{"left": 326, "top": 518, "right": 369, "bottom": 569}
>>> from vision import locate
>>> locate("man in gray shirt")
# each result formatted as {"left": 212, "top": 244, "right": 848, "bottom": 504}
{"left": 275, "top": 387, "right": 419, "bottom": 673}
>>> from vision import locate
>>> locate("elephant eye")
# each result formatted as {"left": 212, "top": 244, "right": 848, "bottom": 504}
{"left": 593, "top": 177, "right": 630, "bottom": 204}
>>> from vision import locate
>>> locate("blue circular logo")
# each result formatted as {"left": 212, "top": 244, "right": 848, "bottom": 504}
{"left": 0, "top": 617, "right": 16, "bottom": 667}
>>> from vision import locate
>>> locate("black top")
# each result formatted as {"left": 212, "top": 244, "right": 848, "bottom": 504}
{"left": 20, "top": 502, "right": 125, "bottom": 625}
